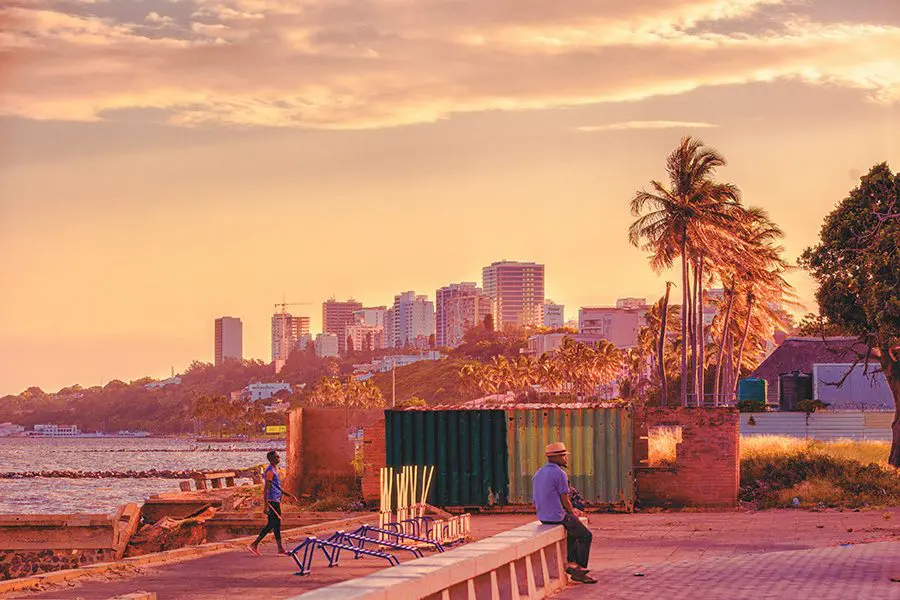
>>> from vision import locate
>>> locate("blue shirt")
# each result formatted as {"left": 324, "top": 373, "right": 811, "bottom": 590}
{"left": 532, "top": 462, "right": 568, "bottom": 522}
{"left": 265, "top": 465, "right": 283, "bottom": 502}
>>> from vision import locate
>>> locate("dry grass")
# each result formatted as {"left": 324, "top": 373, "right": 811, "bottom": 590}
{"left": 740, "top": 436, "right": 899, "bottom": 508}
{"left": 774, "top": 477, "right": 846, "bottom": 508}
{"left": 648, "top": 426, "right": 683, "bottom": 467}
{"left": 740, "top": 435, "right": 891, "bottom": 465}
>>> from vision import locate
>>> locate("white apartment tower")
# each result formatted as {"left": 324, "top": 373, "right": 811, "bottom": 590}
{"left": 391, "top": 291, "right": 436, "bottom": 349}
{"left": 482, "top": 260, "right": 545, "bottom": 330}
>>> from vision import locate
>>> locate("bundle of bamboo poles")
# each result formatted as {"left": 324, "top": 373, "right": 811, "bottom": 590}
{"left": 378, "top": 465, "right": 435, "bottom": 533}
{"left": 377, "top": 465, "right": 473, "bottom": 545}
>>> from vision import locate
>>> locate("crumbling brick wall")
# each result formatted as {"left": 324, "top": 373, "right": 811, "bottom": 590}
{"left": 284, "top": 408, "right": 384, "bottom": 499}
{"left": 634, "top": 407, "right": 740, "bottom": 508}
{"left": 361, "top": 419, "right": 386, "bottom": 504}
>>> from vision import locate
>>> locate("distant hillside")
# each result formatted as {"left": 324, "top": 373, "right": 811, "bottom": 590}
{"left": 370, "top": 359, "right": 475, "bottom": 406}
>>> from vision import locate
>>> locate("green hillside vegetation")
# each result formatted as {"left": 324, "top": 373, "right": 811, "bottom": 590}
{"left": 370, "top": 359, "right": 475, "bottom": 406}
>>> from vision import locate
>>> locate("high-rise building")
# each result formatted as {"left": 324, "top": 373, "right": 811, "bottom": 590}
{"left": 384, "top": 308, "right": 395, "bottom": 348}
{"left": 353, "top": 307, "right": 387, "bottom": 328}
{"left": 578, "top": 298, "right": 648, "bottom": 348}
{"left": 314, "top": 333, "right": 339, "bottom": 358}
{"left": 435, "top": 283, "right": 493, "bottom": 348}
{"left": 391, "top": 291, "right": 436, "bottom": 349}
{"left": 323, "top": 298, "right": 363, "bottom": 354}
{"left": 542, "top": 300, "right": 565, "bottom": 329}
{"left": 345, "top": 321, "right": 385, "bottom": 353}
{"left": 214, "top": 317, "right": 243, "bottom": 366}
{"left": 271, "top": 312, "right": 310, "bottom": 367}
{"left": 482, "top": 260, "right": 545, "bottom": 330}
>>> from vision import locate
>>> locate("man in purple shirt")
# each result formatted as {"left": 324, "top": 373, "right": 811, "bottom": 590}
{"left": 532, "top": 442, "right": 597, "bottom": 584}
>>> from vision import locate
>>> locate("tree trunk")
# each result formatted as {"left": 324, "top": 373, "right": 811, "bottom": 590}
{"left": 685, "top": 263, "right": 695, "bottom": 406}
{"left": 880, "top": 351, "right": 900, "bottom": 467}
{"left": 726, "top": 330, "right": 735, "bottom": 403}
{"left": 696, "top": 255, "right": 705, "bottom": 406}
{"left": 658, "top": 282, "right": 673, "bottom": 407}
{"left": 732, "top": 295, "right": 755, "bottom": 396}
{"left": 713, "top": 288, "right": 735, "bottom": 406}
{"left": 680, "top": 237, "right": 689, "bottom": 407}
{"left": 686, "top": 261, "right": 697, "bottom": 406}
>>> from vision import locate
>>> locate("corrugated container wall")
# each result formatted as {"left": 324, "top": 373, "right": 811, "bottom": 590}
{"left": 507, "top": 407, "right": 633, "bottom": 508}
{"left": 384, "top": 410, "right": 509, "bottom": 506}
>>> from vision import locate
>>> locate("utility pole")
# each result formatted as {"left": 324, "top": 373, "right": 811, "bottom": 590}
{"left": 391, "top": 360, "right": 396, "bottom": 409}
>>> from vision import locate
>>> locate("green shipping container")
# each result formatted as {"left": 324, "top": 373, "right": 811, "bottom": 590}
{"left": 506, "top": 407, "right": 634, "bottom": 509}
{"left": 738, "top": 378, "right": 768, "bottom": 402}
{"left": 384, "top": 410, "right": 509, "bottom": 506}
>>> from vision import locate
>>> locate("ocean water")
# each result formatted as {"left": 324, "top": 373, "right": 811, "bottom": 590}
{"left": 0, "top": 438, "right": 285, "bottom": 514}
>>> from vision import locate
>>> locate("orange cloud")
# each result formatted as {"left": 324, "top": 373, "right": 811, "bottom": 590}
{"left": 1, "top": 0, "right": 899, "bottom": 127}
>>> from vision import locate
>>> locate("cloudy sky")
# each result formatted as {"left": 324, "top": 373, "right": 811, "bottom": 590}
{"left": 1, "top": 0, "right": 899, "bottom": 394}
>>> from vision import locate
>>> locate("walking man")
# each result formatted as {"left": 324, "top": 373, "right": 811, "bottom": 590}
{"left": 247, "top": 450, "right": 295, "bottom": 556}
{"left": 532, "top": 442, "right": 597, "bottom": 584}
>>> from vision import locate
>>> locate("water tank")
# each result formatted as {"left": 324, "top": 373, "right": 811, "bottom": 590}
{"left": 779, "top": 371, "right": 812, "bottom": 411}
{"left": 737, "top": 378, "right": 768, "bottom": 403}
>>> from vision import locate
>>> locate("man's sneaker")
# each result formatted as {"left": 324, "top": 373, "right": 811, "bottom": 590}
{"left": 246, "top": 545, "right": 260, "bottom": 557}
{"left": 565, "top": 565, "right": 588, "bottom": 576}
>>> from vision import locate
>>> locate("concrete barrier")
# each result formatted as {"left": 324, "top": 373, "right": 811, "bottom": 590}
{"left": 291, "top": 522, "right": 567, "bottom": 600}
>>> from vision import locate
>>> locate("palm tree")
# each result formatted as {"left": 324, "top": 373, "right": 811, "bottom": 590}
{"left": 630, "top": 136, "right": 741, "bottom": 405}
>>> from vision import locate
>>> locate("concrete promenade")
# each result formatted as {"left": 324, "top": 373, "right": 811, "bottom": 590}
{"left": 5, "top": 509, "right": 898, "bottom": 599}
{"left": 560, "top": 509, "right": 900, "bottom": 600}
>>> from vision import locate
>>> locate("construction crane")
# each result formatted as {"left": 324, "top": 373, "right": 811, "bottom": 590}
{"left": 274, "top": 301, "right": 312, "bottom": 315}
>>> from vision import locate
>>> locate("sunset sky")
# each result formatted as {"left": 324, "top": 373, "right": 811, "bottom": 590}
{"left": 1, "top": 0, "right": 899, "bottom": 395}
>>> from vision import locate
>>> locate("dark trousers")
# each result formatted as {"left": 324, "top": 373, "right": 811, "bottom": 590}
{"left": 543, "top": 514, "right": 592, "bottom": 569}
{"left": 253, "top": 501, "right": 282, "bottom": 547}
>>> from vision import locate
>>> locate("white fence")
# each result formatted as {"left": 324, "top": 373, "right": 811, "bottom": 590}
{"left": 740, "top": 411, "right": 893, "bottom": 441}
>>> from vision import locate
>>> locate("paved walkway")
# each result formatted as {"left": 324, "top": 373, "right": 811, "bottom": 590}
{"left": 6, "top": 516, "right": 524, "bottom": 600}
{"left": 559, "top": 509, "right": 900, "bottom": 600}
{"left": 559, "top": 542, "right": 899, "bottom": 600}
{"left": 6, "top": 510, "right": 898, "bottom": 599}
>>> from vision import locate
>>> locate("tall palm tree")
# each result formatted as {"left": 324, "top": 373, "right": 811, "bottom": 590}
{"left": 629, "top": 136, "right": 741, "bottom": 405}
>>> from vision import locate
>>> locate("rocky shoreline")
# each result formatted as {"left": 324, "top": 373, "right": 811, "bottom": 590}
{"left": 0, "top": 468, "right": 260, "bottom": 479}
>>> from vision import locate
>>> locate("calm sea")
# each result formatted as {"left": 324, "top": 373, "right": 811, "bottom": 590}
{"left": 0, "top": 438, "right": 285, "bottom": 514}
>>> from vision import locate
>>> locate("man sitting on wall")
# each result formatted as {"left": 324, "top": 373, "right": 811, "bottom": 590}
{"left": 532, "top": 442, "right": 597, "bottom": 584}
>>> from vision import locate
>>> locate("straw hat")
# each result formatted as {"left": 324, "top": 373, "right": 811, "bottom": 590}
{"left": 545, "top": 442, "right": 569, "bottom": 456}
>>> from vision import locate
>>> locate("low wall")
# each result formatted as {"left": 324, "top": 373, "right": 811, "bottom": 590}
{"left": 292, "top": 521, "right": 567, "bottom": 600}
{"left": 634, "top": 407, "right": 740, "bottom": 508}
{"left": 0, "top": 504, "right": 140, "bottom": 581}
{"left": 0, "top": 549, "right": 114, "bottom": 581}
{"left": 285, "top": 408, "right": 384, "bottom": 498}
{"left": 740, "top": 411, "right": 893, "bottom": 441}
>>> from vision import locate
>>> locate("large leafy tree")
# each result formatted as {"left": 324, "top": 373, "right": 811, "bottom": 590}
{"left": 800, "top": 163, "right": 900, "bottom": 466}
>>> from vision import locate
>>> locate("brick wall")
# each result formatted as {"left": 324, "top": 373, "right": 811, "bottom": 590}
{"left": 361, "top": 419, "right": 386, "bottom": 504}
{"left": 284, "top": 408, "right": 384, "bottom": 499}
{"left": 634, "top": 407, "right": 740, "bottom": 508}
{"left": 284, "top": 409, "right": 303, "bottom": 497}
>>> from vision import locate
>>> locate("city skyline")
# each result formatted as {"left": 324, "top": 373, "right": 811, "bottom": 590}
{"left": 2, "top": 0, "right": 899, "bottom": 395}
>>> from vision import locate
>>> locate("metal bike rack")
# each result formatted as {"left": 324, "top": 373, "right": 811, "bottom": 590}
{"left": 288, "top": 535, "right": 399, "bottom": 576}
{"left": 331, "top": 531, "right": 424, "bottom": 559}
